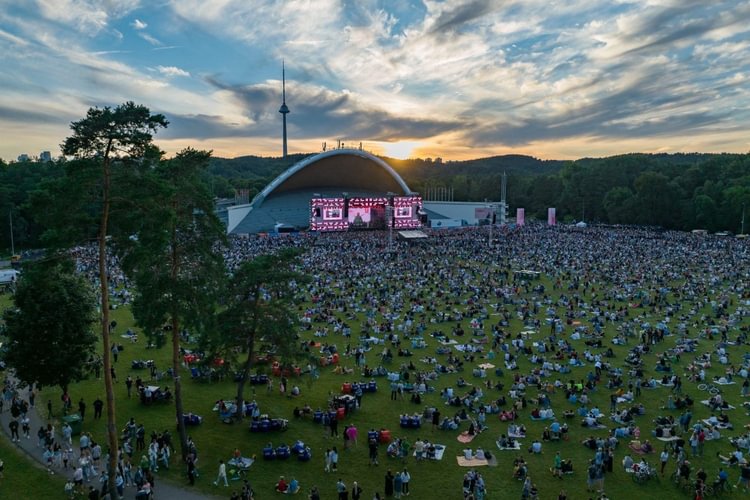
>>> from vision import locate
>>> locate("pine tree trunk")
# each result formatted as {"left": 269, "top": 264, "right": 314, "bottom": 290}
{"left": 170, "top": 203, "right": 189, "bottom": 462}
{"left": 99, "top": 154, "right": 119, "bottom": 500}
{"left": 172, "top": 316, "right": 188, "bottom": 462}
{"left": 235, "top": 335, "right": 255, "bottom": 421}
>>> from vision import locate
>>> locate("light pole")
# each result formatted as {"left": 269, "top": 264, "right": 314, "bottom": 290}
{"left": 741, "top": 203, "right": 746, "bottom": 235}
{"left": 386, "top": 205, "right": 393, "bottom": 252}
{"left": 487, "top": 204, "right": 494, "bottom": 248}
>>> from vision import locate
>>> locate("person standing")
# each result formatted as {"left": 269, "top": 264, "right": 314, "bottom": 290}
{"left": 126, "top": 376, "right": 133, "bottom": 398}
{"left": 369, "top": 435, "right": 379, "bottom": 465}
{"left": 187, "top": 455, "right": 196, "bottom": 486}
{"left": 400, "top": 469, "right": 410, "bottom": 496}
{"left": 384, "top": 470, "right": 394, "bottom": 497}
{"left": 352, "top": 481, "right": 363, "bottom": 500}
{"left": 47, "top": 399, "right": 53, "bottom": 419}
{"left": 331, "top": 446, "right": 339, "bottom": 472}
{"left": 355, "top": 385, "right": 363, "bottom": 408}
{"left": 9, "top": 418, "right": 20, "bottom": 442}
{"left": 432, "top": 409, "right": 440, "bottom": 431}
{"left": 78, "top": 398, "right": 86, "bottom": 420}
{"left": 393, "top": 470, "right": 402, "bottom": 499}
{"left": 587, "top": 460, "right": 597, "bottom": 493}
{"left": 213, "top": 459, "right": 228, "bottom": 487}
{"left": 336, "top": 478, "right": 348, "bottom": 500}
{"left": 325, "top": 448, "right": 332, "bottom": 473}
{"left": 660, "top": 448, "right": 669, "bottom": 475}
{"left": 553, "top": 451, "right": 562, "bottom": 478}
{"left": 93, "top": 397, "right": 103, "bottom": 420}
{"left": 136, "top": 424, "right": 146, "bottom": 450}
{"left": 331, "top": 415, "right": 339, "bottom": 438}
{"left": 21, "top": 415, "right": 30, "bottom": 439}
{"left": 347, "top": 424, "right": 358, "bottom": 448}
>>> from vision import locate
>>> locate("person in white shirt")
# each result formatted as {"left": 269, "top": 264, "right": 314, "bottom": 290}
{"left": 660, "top": 450, "right": 669, "bottom": 475}
{"left": 214, "top": 459, "right": 228, "bottom": 486}
{"left": 401, "top": 469, "right": 411, "bottom": 495}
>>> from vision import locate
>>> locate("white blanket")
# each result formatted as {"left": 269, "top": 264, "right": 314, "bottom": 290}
{"left": 496, "top": 441, "right": 522, "bottom": 451}
{"left": 413, "top": 444, "right": 446, "bottom": 461}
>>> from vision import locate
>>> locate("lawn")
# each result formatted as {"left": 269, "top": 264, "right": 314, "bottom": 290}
{"left": 0, "top": 424, "right": 66, "bottom": 497}
{"left": 1, "top": 266, "right": 749, "bottom": 500}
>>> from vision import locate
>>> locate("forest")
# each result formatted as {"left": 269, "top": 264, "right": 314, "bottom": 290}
{"left": 2, "top": 151, "right": 749, "bottom": 251}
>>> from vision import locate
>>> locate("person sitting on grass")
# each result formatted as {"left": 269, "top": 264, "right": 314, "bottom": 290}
{"left": 717, "top": 449, "right": 745, "bottom": 466}
{"left": 628, "top": 439, "right": 653, "bottom": 454}
{"left": 286, "top": 477, "right": 300, "bottom": 494}
{"left": 529, "top": 439, "right": 542, "bottom": 454}
{"left": 275, "top": 476, "right": 288, "bottom": 493}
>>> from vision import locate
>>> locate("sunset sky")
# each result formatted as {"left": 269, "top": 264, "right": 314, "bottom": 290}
{"left": 1, "top": 0, "right": 749, "bottom": 161}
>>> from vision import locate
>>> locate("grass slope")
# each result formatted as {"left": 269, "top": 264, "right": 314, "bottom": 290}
{"left": 1, "top": 271, "right": 749, "bottom": 500}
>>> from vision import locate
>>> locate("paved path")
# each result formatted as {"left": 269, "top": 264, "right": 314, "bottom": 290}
{"left": 1, "top": 380, "right": 223, "bottom": 500}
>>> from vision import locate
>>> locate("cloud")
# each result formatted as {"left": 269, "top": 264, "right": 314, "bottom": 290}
{"left": 427, "top": 0, "right": 496, "bottom": 34}
{"left": 156, "top": 65, "right": 190, "bottom": 77}
{"left": 0, "top": 28, "right": 29, "bottom": 46}
{"left": 34, "top": 0, "right": 141, "bottom": 35}
{"left": 131, "top": 18, "right": 147, "bottom": 30}
{"left": 138, "top": 32, "right": 162, "bottom": 46}
{"left": 181, "top": 76, "right": 466, "bottom": 142}
{"left": 3, "top": 0, "right": 750, "bottom": 160}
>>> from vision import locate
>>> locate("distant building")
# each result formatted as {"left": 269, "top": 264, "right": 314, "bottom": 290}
{"left": 17, "top": 153, "right": 29, "bottom": 162}
{"left": 39, "top": 151, "right": 52, "bottom": 162}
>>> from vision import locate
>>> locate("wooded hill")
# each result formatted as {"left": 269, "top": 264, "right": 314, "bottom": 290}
{"left": 2, "top": 151, "right": 748, "bottom": 252}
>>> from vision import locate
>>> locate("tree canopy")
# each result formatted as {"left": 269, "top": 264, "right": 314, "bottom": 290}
{"left": 117, "top": 148, "right": 226, "bottom": 458}
{"left": 3, "top": 258, "right": 97, "bottom": 393}
{"left": 213, "top": 248, "right": 309, "bottom": 417}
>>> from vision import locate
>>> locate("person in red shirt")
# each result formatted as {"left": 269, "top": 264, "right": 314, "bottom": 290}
{"left": 275, "top": 476, "right": 288, "bottom": 493}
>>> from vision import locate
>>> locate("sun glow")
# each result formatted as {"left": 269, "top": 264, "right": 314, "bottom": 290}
{"left": 380, "top": 141, "right": 423, "bottom": 160}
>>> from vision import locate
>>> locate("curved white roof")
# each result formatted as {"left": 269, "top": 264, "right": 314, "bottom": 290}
{"left": 250, "top": 148, "right": 412, "bottom": 207}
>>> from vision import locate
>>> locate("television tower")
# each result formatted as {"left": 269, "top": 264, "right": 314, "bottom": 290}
{"left": 279, "top": 61, "right": 290, "bottom": 158}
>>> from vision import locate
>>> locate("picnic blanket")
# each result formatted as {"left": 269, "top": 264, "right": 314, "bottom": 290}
{"left": 457, "top": 432, "right": 477, "bottom": 443}
{"left": 228, "top": 457, "right": 254, "bottom": 470}
{"left": 656, "top": 436, "right": 680, "bottom": 442}
{"left": 508, "top": 432, "right": 526, "bottom": 439}
{"left": 413, "top": 444, "right": 446, "bottom": 461}
{"left": 530, "top": 415, "right": 554, "bottom": 421}
{"left": 478, "top": 363, "right": 495, "bottom": 369}
{"left": 496, "top": 441, "right": 522, "bottom": 451}
{"left": 587, "top": 423, "right": 609, "bottom": 430}
{"left": 454, "top": 344, "right": 482, "bottom": 353}
{"left": 456, "top": 456, "right": 489, "bottom": 467}
{"left": 714, "top": 380, "right": 736, "bottom": 385}
{"left": 701, "top": 419, "right": 732, "bottom": 429}
{"left": 700, "top": 400, "right": 736, "bottom": 410}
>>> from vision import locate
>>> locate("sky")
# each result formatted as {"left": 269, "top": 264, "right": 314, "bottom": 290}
{"left": 1, "top": 0, "right": 750, "bottom": 161}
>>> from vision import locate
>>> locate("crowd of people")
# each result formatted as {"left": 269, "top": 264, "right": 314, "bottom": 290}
{"left": 215, "top": 224, "right": 749, "bottom": 499}
{"left": 4, "top": 222, "right": 750, "bottom": 499}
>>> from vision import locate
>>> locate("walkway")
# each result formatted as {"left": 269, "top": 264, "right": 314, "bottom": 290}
{"left": 0, "top": 381, "right": 222, "bottom": 500}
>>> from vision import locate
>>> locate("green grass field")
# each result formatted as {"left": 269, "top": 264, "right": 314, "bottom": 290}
{"left": 1, "top": 269, "right": 749, "bottom": 500}
{"left": 0, "top": 421, "right": 65, "bottom": 497}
